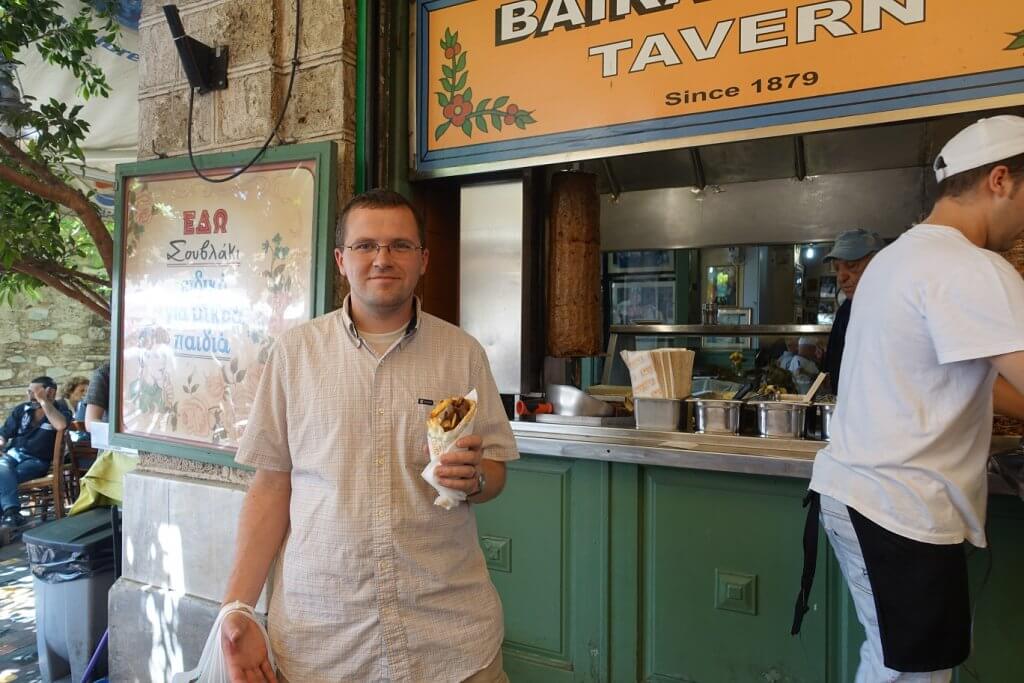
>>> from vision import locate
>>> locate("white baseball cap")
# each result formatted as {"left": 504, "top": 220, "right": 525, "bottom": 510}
{"left": 933, "top": 115, "right": 1024, "bottom": 182}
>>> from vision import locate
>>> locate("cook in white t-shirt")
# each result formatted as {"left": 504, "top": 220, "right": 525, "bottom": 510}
{"left": 810, "top": 223, "right": 1024, "bottom": 546}
{"left": 793, "top": 115, "right": 1024, "bottom": 682}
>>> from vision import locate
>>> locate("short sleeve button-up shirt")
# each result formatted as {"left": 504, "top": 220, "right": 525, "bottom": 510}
{"left": 235, "top": 297, "right": 518, "bottom": 682}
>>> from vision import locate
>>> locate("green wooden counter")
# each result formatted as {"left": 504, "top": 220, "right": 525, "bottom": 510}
{"left": 473, "top": 426, "right": 1024, "bottom": 682}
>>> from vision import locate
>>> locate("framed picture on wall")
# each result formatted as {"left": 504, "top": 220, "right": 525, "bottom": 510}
{"left": 610, "top": 278, "right": 675, "bottom": 324}
{"left": 707, "top": 265, "right": 738, "bottom": 307}
{"left": 704, "top": 307, "right": 753, "bottom": 349}
{"left": 607, "top": 250, "right": 675, "bottom": 274}
{"left": 109, "top": 142, "right": 337, "bottom": 466}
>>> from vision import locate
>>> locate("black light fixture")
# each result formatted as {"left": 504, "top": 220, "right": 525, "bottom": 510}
{"left": 162, "top": 4, "right": 228, "bottom": 94}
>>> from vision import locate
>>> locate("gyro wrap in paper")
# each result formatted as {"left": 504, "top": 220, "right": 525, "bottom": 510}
{"left": 422, "top": 389, "right": 478, "bottom": 510}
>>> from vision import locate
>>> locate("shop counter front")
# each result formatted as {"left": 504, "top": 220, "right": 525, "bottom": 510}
{"left": 473, "top": 425, "right": 1024, "bottom": 682}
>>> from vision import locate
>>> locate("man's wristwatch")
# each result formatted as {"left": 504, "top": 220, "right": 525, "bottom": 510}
{"left": 470, "top": 467, "right": 486, "bottom": 499}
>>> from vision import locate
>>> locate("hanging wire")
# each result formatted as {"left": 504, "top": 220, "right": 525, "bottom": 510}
{"left": 186, "top": 0, "right": 301, "bottom": 183}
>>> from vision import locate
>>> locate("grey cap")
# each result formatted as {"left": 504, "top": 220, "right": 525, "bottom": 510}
{"left": 823, "top": 229, "right": 885, "bottom": 262}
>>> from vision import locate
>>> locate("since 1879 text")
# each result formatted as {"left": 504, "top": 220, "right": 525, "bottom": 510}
{"left": 665, "top": 70, "right": 820, "bottom": 107}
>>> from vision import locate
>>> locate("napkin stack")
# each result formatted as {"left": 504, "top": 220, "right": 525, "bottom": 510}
{"left": 620, "top": 348, "right": 695, "bottom": 399}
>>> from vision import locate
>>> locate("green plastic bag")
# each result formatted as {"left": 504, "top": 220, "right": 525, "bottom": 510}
{"left": 69, "top": 450, "right": 138, "bottom": 515}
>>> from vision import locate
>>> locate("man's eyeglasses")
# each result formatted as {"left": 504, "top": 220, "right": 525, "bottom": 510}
{"left": 343, "top": 240, "right": 425, "bottom": 256}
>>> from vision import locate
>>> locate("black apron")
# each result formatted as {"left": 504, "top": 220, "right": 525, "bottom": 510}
{"left": 792, "top": 491, "right": 971, "bottom": 672}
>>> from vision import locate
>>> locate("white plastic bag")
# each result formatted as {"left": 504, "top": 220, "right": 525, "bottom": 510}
{"left": 421, "top": 388, "right": 478, "bottom": 510}
{"left": 172, "top": 601, "right": 277, "bottom": 683}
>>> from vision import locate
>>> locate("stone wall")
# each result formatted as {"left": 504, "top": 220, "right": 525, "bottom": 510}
{"left": 137, "top": 0, "right": 356, "bottom": 310}
{"left": 134, "top": 0, "right": 357, "bottom": 480}
{"left": 137, "top": 0, "right": 356, "bottom": 205}
{"left": 0, "top": 289, "right": 109, "bottom": 412}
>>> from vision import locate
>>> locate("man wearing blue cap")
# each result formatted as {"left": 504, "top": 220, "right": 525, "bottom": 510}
{"left": 820, "top": 229, "right": 886, "bottom": 395}
{"left": 792, "top": 115, "right": 1024, "bottom": 682}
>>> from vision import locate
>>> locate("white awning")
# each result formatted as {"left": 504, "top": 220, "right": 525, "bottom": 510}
{"left": 17, "top": 1, "right": 140, "bottom": 180}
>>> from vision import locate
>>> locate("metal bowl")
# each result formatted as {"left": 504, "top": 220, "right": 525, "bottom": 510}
{"left": 687, "top": 398, "right": 743, "bottom": 435}
{"left": 816, "top": 402, "right": 836, "bottom": 441}
{"left": 750, "top": 401, "right": 808, "bottom": 439}
{"left": 545, "top": 384, "right": 614, "bottom": 417}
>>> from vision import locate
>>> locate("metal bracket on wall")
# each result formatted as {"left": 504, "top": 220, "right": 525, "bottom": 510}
{"left": 690, "top": 147, "right": 707, "bottom": 191}
{"left": 598, "top": 158, "right": 622, "bottom": 201}
{"left": 601, "top": 158, "right": 622, "bottom": 202}
{"left": 794, "top": 135, "right": 807, "bottom": 181}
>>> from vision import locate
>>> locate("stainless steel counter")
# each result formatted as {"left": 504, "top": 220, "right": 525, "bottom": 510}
{"left": 511, "top": 422, "right": 1023, "bottom": 494}
{"left": 512, "top": 421, "right": 819, "bottom": 478}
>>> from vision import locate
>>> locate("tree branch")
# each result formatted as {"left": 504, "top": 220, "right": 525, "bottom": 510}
{"left": 12, "top": 262, "right": 111, "bottom": 320}
{"left": 0, "top": 134, "right": 61, "bottom": 184}
{"left": 72, "top": 278, "right": 111, "bottom": 310}
{"left": 24, "top": 259, "right": 109, "bottom": 287}
{"left": 0, "top": 136, "right": 113, "bottom": 276}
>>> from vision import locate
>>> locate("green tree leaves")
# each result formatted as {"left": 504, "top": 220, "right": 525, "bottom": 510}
{"left": 0, "top": 0, "right": 119, "bottom": 317}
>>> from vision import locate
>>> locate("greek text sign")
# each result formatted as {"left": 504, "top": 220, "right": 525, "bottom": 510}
{"left": 113, "top": 151, "right": 331, "bottom": 459}
{"left": 415, "top": 0, "right": 1024, "bottom": 173}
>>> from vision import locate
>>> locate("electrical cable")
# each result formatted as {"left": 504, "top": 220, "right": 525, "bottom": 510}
{"left": 186, "top": 0, "right": 301, "bottom": 183}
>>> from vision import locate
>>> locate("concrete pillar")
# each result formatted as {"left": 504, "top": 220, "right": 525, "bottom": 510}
{"left": 110, "top": 2, "right": 357, "bottom": 680}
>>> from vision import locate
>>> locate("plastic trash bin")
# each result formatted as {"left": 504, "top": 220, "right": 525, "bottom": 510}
{"left": 22, "top": 507, "right": 116, "bottom": 683}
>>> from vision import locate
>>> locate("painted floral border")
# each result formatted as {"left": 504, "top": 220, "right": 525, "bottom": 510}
{"left": 434, "top": 27, "right": 536, "bottom": 141}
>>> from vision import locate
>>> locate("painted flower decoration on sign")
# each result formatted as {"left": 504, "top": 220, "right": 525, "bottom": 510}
{"left": 435, "top": 27, "right": 537, "bottom": 141}
{"left": 134, "top": 189, "right": 154, "bottom": 225}
{"left": 125, "top": 180, "right": 150, "bottom": 258}
{"left": 1007, "top": 29, "right": 1024, "bottom": 52}
{"left": 177, "top": 394, "right": 214, "bottom": 437}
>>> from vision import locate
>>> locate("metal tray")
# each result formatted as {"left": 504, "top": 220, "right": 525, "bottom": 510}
{"left": 535, "top": 414, "right": 636, "bottom": 428}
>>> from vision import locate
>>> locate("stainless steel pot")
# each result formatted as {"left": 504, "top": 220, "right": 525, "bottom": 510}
{"left": 688, "top": 398, "right": 743, "bottom": 435}
{"left": 634, "top": 398, "right": 686, "bottom": 431}
{"left": 751, "top": 401, "right": 807, "bottom": 439}
{"left": 816, "top": 402, "right": 836, "bottom": 441}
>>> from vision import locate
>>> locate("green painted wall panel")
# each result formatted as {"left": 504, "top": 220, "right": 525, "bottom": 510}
{"left": 477, "top": 458, "right": 569, "bottom": 655}
{"left": 476, "top": 455, "right": 610, "bottom": 681}
{"left": 480, "top": 454, "right": 1024, "bottom": 682}
{"left": 609, "top": 463, "right": 642, "bottom": 683}
{"left": 956, "top": 494, "right": 1024, "bottom": 682}
{"left": 640, "top": 468, "right": 828, "bottom": 683}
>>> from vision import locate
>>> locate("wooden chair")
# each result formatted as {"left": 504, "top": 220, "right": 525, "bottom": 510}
{"left": 65, "top": 428, "right": 98, "bottom": 502}
{"left": 16, "top": 428, "right": 73, "bottom": 522}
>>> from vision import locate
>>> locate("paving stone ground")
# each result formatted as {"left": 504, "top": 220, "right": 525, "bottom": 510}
{"left": 0, "top": 539, "right": 41, "bottom": 683}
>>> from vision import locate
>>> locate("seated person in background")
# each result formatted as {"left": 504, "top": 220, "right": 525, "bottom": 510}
{"left": 83, "top": 362, "right": 110, "bottom": 434}
{"left": 756, "top": 338, "right": 788, "bottom": 369}
{"left": 787, "top": 337, "right": 821, "bottom": 394}
{"left": 59, "top": 375, "right": 90, "bottom": 422}
{"left": 0, "top": 376, "right": 71, "bottom": 527}
{"left": 777, "top": 338, "right": 799, "bottom": 369}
